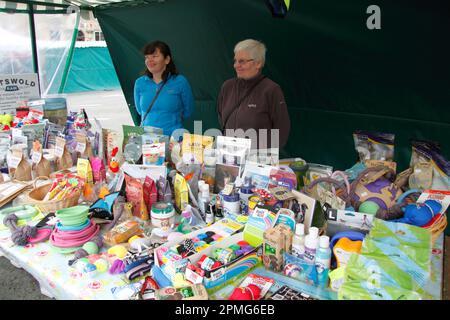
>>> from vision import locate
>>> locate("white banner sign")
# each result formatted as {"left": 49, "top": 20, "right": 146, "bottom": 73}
{"left": 0, "top": 73, "right": 40, "bottom": 114}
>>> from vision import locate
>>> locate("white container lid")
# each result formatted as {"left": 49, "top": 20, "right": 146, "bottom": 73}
{"left": 295, "top": 223, "right": 305, "bottom": 236}
{"left": 319, "top": 235, "right": 330, "bottom": 249}
{"left": 308, "top": 227, "right": 319, "bottom": 239}
{"left": 304, "top": 233, "right": 319, "bottom": 250}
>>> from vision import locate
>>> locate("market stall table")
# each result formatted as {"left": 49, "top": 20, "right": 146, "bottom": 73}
{"left": 0, "top": 227, "right": 445, "bottom": 300}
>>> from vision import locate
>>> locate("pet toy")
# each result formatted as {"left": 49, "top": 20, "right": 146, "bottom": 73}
{"left": 109, "top": 147, "right": 120, "bottom": 173}
{"left": 228, "top": 284, "right": 262, "bottom": 300}
{"left": 393, "top": 199, "right": 442, "bottom": 227}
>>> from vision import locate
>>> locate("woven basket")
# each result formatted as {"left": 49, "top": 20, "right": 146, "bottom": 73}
{"left": 25, "top": 178, "right": 81, "bottom": 213}
{"left": 424, "top": 213, "right": 447, "bottom": 245}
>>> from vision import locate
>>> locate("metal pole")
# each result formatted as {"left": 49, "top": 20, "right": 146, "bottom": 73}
{"left": 28, "top": 2, "right": 42, "bottom": 96}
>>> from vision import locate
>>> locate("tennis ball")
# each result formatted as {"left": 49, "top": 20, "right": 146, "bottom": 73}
{"left": 82, "top": 242, "right": 99, "bottom": 255}
{"left": 359, "top": 201, "right": 380, "bottom": 215}
{"left": 107, "top": 245, "right": 128, "bottom": 259}
{"left": 94, "top": 259, "right": 109, "bottom": 273}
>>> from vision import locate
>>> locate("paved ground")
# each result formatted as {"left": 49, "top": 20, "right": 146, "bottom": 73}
{"left": 65, "top": 89, "right": 134, "bottom": 132}
{"left": 0, "top": 89, "right": 132, "bottom": 300}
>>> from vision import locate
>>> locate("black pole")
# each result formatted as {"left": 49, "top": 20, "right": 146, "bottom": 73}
{"left": 28, "top": 2, "right": 41, "bottom": 97}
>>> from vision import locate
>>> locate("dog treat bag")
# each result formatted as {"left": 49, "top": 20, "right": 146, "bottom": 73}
{"left": 410, "top": 140, "right": 450, "bottom": 191}
{"left": 9, "top": 148, "right": 32, "bottom": 181}
{"left": 353, "top": 130, "right": 395, "bottom": 162}
{"left": 55, "top": 136, "right": 73, "bottom": 170}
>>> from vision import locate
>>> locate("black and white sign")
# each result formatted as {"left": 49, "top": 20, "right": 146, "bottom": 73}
{"left": 0, "top": 73, "right": 40, "bottom": 114}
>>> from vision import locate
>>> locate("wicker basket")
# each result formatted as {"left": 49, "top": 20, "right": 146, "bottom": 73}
{"left": 25, "top": 178, "right": 81, "bottom": 213}
{"left": 424, "top": 213, "right": 447, "bottom": 245}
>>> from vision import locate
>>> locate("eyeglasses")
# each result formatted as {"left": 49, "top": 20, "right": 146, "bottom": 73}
{"left": 233, "top": 59, "right": 254, "bottom": 65}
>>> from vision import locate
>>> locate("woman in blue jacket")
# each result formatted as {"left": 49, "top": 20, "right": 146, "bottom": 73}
{"left": 134, "top": 41, "right": 194, "bottom": 136}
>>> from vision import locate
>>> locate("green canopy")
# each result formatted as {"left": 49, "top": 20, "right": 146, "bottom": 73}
{"left": 3, "top": 0, "right": 450, "bottom": 171}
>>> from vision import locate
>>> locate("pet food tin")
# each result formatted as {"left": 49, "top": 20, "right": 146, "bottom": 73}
{"left": 151, "top": 202, "right": 175, "bottom": 229}
{"left": 221, "top": 192, "right": 240, "bottom": 216}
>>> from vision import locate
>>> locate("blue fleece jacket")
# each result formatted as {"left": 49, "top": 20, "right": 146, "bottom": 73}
{"left": 134, "top": 74, "right": 194, "bottom": 136}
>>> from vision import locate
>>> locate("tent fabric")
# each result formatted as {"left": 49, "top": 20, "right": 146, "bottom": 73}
{"left": 63, "top": 46, "right": 121, "bottom": 93}
{"left": 94, "top": 0, "right": 450, "bottom": 170}
{"left": 0, "top": 0, "right": 155, "bottom": 11}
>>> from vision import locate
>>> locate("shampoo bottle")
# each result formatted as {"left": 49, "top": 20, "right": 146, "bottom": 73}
{"left": 291, "top": 223, "right": 305, "bottom": 259}
{"left": 303, "top": 227, "right": 319, "bottom": 264}
{"left": 315, "top": 235, "right": 331, "bottom": 287}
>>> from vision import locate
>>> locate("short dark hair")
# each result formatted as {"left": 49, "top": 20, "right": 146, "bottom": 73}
{"left": 141, "top": 41, "right": 178, "bottom": 80}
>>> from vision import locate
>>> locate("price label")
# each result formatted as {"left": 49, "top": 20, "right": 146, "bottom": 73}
{"left": 76, "top": 142, "right": 86, "bottom": 153}
{"left": 31, "top": 151, "right": 42, "bottom": 164}
{"left": 9, "top": 156, "right": 21, "bottom": 169}
{"left": 55, "top": 137, "right": 66, "bottom": 158}
{"left": 54, "top": 145, "right": 64, "bottom": 158}
{"left": 222, "top": 183, "right": 234, "bottom": 196}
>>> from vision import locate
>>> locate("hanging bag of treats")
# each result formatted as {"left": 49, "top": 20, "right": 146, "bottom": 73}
{"left": 9, "top": 148, "right": 32, "bottom": 182}
{"left": 54, "top": 136, "right": 73, "bottom": 170}
{"left": 31, "top": 141, "right": 51, "bottom": 178}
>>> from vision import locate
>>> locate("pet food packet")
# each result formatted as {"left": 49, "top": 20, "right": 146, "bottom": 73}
{"left": 304, "top": 163, "right": 333, "bottom": 187}
{"left": 21, "top": 123, "right": 45, "bottom": 154}
{"left": 125, "top": 174, "right": 149, "bottom": 220}
{"left": 174, "top": 173, "right": 189, "bottom": 211}
{"left": 410, "top": 140, "right": 450, "bottom": 191}
{"left": 368, "top": 218, "right": 431, "bottom": 250}
{"left": 178, "top": 163, "right": 202, "bottom": 200}
{"left": 143, "top": 176, "right": 158, "bottom": 211}
{"left": 122, "top": 125, "right": 144, "bottom": 150}
{"left": 216, "top": 135, "right": 251, "bottom": 167}
{"left": 55, "top": 137, "right": 73, "bottom": 170}
{"left": 182, "top": 133, "right": 214, "bottom": 164}
{"left": 353, "top": 130, "right": 395, "bottom": 162}
{"left": 156, "top": 176, "right": 173, "bottom": 203}
{"left": 77, "top": 158, "right": 94, "bottom": 184}
{"left": 361, "top": 238, "right": 431, "bottom": 289}
{"left": 344, "top": 252, "right": 429, "bottom": 297}
{"left": 0, "top": 133, "right": 11, "bottom": 169}
{"left": 142, "top": 142, "right": 165, "bottom": 166}
{"left": 9, "top": 148, "right": 32, "bottom": 181}
{"left": 338, "top": 280, "right": 421, "bottom": 300}
{"left": 142, "top": 132, "right": 170, "bottom": 160}
{"left": 43, "top": 122, "right": 65, "bottom": 149}
{"left": 90, "top": 156, "right": 106, "bottom": 183}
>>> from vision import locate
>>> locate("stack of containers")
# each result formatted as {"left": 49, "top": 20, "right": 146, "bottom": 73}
{"left": 50, "top": 205, "right": 100, "bottom": 254}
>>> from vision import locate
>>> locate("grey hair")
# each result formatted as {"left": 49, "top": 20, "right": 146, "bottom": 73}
{"left": 234, "top": 39, "right": 266, "bottom": 67}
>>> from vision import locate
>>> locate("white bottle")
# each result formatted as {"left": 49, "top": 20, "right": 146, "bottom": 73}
{"left": 199, "top": 184, "right": 211, "bottom": 218}
{"left": 291, "top": 223, "right": 305, "bottom": 259}
{"left": 303, "top": 227, "right": 319, "bottom": 264}
{"left": 315, "top": 235, "right": 331, "bottom": 287}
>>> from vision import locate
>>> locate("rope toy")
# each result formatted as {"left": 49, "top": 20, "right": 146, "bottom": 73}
{"left": 3, "top": 214, "right": 37, "bottom": 246}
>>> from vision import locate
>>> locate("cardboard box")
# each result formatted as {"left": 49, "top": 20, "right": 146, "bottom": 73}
{"left": 262, "top": 224, "right": 293, "bottom": 272}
